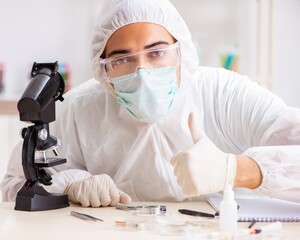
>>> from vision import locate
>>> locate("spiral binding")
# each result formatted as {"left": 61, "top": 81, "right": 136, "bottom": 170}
{"left": 238, "top": 217, "right": 300, "bottom": 222}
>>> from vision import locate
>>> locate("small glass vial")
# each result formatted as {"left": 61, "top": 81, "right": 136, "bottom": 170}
{"left": 0, "top": 63, "right": 4, "bottom": 93}
{"left": 219, "top": 184, "right": 237, "bottom": 234}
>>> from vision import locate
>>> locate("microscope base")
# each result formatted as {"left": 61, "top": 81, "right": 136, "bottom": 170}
{"left": 15, "top": 182, "right": 69, "bottom": 211}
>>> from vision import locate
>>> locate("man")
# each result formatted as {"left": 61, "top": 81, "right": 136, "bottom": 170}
{"left": 2, "top": 0, "right": 300, "bottom": 207}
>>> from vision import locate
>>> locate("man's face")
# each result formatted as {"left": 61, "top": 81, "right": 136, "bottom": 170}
{"left": 103, "top": 22, "right": 180, "bottom": 86}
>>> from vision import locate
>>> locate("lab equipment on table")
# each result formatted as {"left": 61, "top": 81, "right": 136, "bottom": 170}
{"left": 250, "top": 221, "right": 282, "bottom": 235}
{"left": 248, "top": 220, "right": 256, "bottom": 229}
{"left": 14, "top": 62, "right": 69, "bottom": 211}
{"left": 116, "top": 203, "right": 167, "bottom": 215}
{"left": 70, "top": 210, "right": 103, "bottom": 222}
{"left": 178, "top": 208, "right": 217, "bottom": 218}
{"left": 219, "top": 184, "right": 238, "bottom": 233}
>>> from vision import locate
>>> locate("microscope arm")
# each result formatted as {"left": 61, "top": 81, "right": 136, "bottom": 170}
{"left": 21, "top": 125, "right": 38, "bottom": 184}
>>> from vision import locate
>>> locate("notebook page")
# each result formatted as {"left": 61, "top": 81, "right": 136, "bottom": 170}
{"left": 207, "top": 196, "right": 300, "bottom": 222}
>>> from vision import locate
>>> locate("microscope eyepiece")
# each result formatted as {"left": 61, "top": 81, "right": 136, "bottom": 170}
{"left": 17, "top": 62, "right": 64, "bottom": 123}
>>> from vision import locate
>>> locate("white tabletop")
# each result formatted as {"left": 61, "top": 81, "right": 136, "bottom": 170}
{"left": 0, "top": 201, "right": 299, "bottom": 240}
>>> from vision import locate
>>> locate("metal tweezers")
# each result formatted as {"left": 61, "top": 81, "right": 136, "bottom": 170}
{"left": 70, "top": 210, "right": 103, "bottom": 222}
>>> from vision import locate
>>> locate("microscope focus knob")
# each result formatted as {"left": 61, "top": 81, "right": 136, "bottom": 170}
{"left": 20, "top": 127, "right": 28, "bottom": 139}
{"left": 38, "top": 128, "right": 48, "bottom": 141}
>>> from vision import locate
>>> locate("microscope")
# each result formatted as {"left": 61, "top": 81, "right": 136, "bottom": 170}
{"left": 15, "top": 62, "right": 70, "bottom": 211}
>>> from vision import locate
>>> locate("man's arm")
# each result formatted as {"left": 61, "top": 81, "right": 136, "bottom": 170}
{"left": 235, "top": 155, "right": 262, "bottom": 189}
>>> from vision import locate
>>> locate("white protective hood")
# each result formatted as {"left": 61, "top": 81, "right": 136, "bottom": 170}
{"left": 91, "top": 0, "right": 199, "bottom": 94}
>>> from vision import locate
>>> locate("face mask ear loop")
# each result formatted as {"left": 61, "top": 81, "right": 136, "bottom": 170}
{"left": 106, "top": 79, "right": 117, "bottom": 98}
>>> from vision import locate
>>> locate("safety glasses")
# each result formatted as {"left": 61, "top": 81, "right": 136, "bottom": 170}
{"left": 100, "top": 42, "right": 181, "bottom": 82}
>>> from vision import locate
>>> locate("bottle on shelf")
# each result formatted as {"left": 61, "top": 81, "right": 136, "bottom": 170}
{"left": 0, "top": 62, "right": 4, "bottom": 94}
{"left": 58, "top": 62, "right": 71, "bottom": 92}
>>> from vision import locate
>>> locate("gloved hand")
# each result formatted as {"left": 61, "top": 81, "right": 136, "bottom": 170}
{"left": 64, "top": 174, "right": 131, "bottom": 207}
{"left": 171, "top": 113, "right": 237, "bottom": 196}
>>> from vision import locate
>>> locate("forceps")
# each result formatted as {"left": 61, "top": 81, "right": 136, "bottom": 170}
{"left": 70, "top": 210, "right": 103, "bottom": 222}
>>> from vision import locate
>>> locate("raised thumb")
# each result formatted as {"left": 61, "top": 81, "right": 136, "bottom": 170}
{"left": 188, "top": 112, "right": 204, "bottom": 144}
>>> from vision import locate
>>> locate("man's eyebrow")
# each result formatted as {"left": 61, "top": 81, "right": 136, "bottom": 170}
{"left": 106, "top": 41, "right": 170, "bottom": 58}
{"left": 107, "top": 49, "right": 130, "bottom": 58}
{"left": 144, "top": 41, "right": 170, "bottom": 49}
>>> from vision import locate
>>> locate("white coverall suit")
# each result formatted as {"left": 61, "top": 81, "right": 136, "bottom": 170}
{"left": 2, "top": 0, "right": 300, "bottom": 203}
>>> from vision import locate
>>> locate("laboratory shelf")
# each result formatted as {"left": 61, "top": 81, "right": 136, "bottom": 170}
{"left": 0, "top": 95, "right": 18, "bottom": 115}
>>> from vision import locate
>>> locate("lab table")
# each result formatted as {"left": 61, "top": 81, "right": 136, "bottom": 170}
{"left": 0, "top": 201, "right": 299, "bottom": 240}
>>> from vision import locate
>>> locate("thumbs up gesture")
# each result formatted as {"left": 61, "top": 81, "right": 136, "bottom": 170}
{"left": 171, "top": 113, "right": 237, "bottom": 196}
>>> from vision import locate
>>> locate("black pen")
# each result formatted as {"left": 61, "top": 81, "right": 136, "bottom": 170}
{"left": 178, "top": 209, "right": 216, "bottom": 218}
{"left": 248, "top": 220, "right": 256, "bottom": 229}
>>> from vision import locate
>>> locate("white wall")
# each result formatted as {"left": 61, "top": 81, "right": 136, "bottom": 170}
{"left": 0, "top": 0, "right": 102, "bottom": 95}
{"left": 171, "top": 0, "right": 257, "bottom": 76}
{"left": 273, "top": 0, "right": 300, "bottom": 107}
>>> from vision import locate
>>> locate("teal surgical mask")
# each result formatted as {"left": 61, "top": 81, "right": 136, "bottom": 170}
{"left": 111, "top": 66, "right": 179, "bottom": 124}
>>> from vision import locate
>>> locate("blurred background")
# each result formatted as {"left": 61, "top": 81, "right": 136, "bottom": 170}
{"left": 0, "top": 0, "right": 299, "bottom": 200}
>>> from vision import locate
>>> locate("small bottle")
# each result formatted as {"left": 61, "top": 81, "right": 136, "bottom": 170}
{"left": 58, "top": 62, "right": 71, "bottom": 92}
{"left": 0, "top": 63, "right": 4, "bottom": 94}
{"left": 219, "top": 184, "right": 238, "bottom": 234}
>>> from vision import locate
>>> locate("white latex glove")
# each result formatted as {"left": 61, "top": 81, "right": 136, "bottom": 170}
{"left": 171, "top": 113, "right": 237, "bottom": 196}
{"left": 64, "top": 174, "right": 131, "bottom": 207}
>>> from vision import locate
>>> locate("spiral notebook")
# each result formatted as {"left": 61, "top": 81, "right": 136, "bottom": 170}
{"left": 207, "top": 196, "right": 300, "bottom": 222}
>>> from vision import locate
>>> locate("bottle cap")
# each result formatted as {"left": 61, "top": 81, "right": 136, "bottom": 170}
{"left": 223, "top": 184, "right": 234, "bottom": 200}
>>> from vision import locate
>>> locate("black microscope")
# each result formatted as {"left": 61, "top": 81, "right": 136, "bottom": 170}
{"left": 15, "top": 62, "right": 70, "bottom": 211}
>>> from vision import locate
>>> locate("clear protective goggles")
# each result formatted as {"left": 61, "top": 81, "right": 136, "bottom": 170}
{"left": 100, "top": 42, "right": 181, "bottom": 81}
